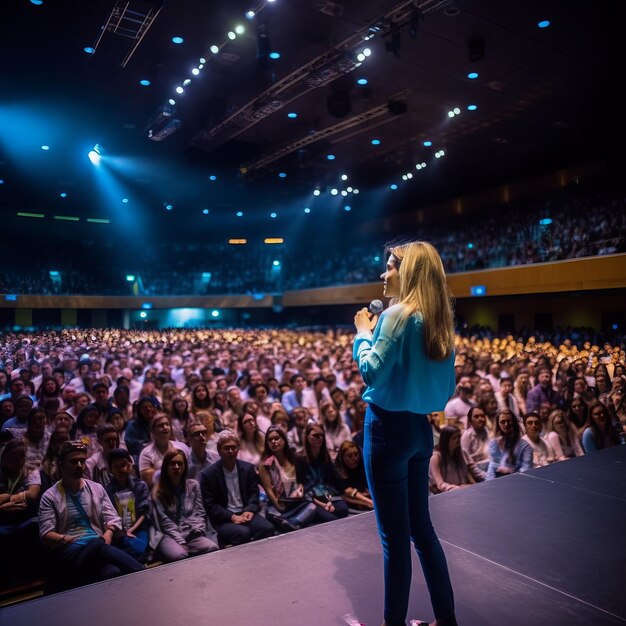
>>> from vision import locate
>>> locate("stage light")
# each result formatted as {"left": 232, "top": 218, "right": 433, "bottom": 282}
{"left": 467, "top": 104, "right": 477, "bottom": 111}
{"left": 246, "top": 10, "right": 255, "bottom": 19}
{"left": 210, "top": 45, "right": 219, "bottom": 54}
{"left": 347, "top": 186, "right": 353, "bottom": 192}
{"left": 228, "top": 31, "right": 236, "bottom": 40}
{"left": 122, "top": 198, "right": 129, "bottom": 203}
{"left": 139, "top": 311, "right": 147, "bottom": 319}
{"left": 453, "top": 107, "right": 461, "bottom": 115}
{"left": 304, "top": 207, "right": 311, "bottom": 213}
{"left": 468, "top": 243, "right": 474, "bottom": 249}
{"left": 423, "top": 140, "right": 432, "bottom": 147}
{"left": 203, "top": 209, "right": 209, "bottom": 215}
{"left": 448, "top": 110, "right": 455, "bottom": 118}
{"left": 165, "top": 204, "right": 173, "bottom": 210}
{"left": 199, "top": 57, "right": 206, "bottom": 64}
{"left": 269, "top": 52, "right": 280, "bottom": 59}
{"left": 59, "top": 192, "right": 67, "bottom": 198}
{"left": 192, "top": 68, "right": 200, "bottom": 75}
{"left": 353, "top": 188, "right": 359, "bottom": 194}
{"left": 331, "top": 188, "right": 338, "bottom": 195}
{"left": 209, "top": 175, "right": 217, "bottom": 181}
{"left": 236, "top": 211, "right": 243, "bottom": 217}
{"left": 126, "top": 275, "right": 135, "bottom": 282}
{"left": 183, "top": 79, "right": 191, "bottom": 86}
{"left": 406, "top": 173, "right": 413, "bottom": 179}
{"left": 0, "top": 180, "right": 4, "bottom": 184}
{"left": 363, "top": 48, "right": 372, "bottom": 57}
{"left": 84, "top": 47, "right": 95, "bottom": 54}
{"left": 211, "top": 310, "right": 220, "bottom": 317}
{"left": 176, "top": 86, "right": 184, "bottom": 94}
{"left": 439, "top": 149, "right": 445, "bottom": 156}
{"left": 357, "top": 78, "right": 368, "bottom": 85}
{"left": 235, "top": 25, "right": 245, "bottom": 35}
{"left": 88, "top": 144, "right": 102, "bottom": 164}
{"left": 287, "top": 112, "right": 297, "bottom": 118}
{"left": 40, "top": 145, "right": 50, "bottom": 151}
{"left": 470, "top": 285, "right": 486, "bottom": 297}
{"left": 357, "top": 53, "right": 365, "bottom": 62}
{"left": 390, "top": 184, "right": 398, "bottom": 190}
{"left": 341, "top": 174, "right": 348, "bottom": 181}
{"left": 229, "top": 239, "right": 247, "bottom": 245}
{"left": 272, "top": 260, "right": 280, "bottom": 267}
{"left": 278, "top": 172, "right": 287, "bottom": 178}
{"left": 538, "top": 20, "right": 551, "bottom": 28}
{"left": 539, "top": 218, "right": 553, "bottom": 226}
{"left": 313, "top": 189, "right": 320, "bottom": 196}
{"left": 142, "top": 303, "right": 153, "bottom": 309}
{"left": 327, "top": 154, "right": 336, "bottom": 160}
{"left": 172, "top": 36, "right": 184, "bottom": 44}
{"left": 49, "top": 270, "right": 59, "bottom": 277}
{"left": 435, "top": 151, "right": 442, "bottom": 158}
{"left": 270, "top": 212, "right": 277, "bottom": 218}
{"left": 30, "top": 0, "right": 44, "bottom": 4}
{"left": 168, "top": 98, "right": 176, "bottom": 105}
{"left": 402, "top": 175, "right": 407, "bottom": 181}
{"left": 341, "top": 190, "right": 348, "bottom": 196}
{"left": 198, "top": 64, "right": 204, "bottom": 69}
{"left": 416, "top": 164, "right": 422, "bottom": 170}
{"left": 344, "top": 205, "right": 351, "bottom": 211}
{"left": 371, "top": 139, "right": 380, "bottom": 145}
{"left": 467, "top": 72, "right": 479, "bottom": 79}
{"left": 265, "top": 238, "right": 284, "bottom": 244}
{"left": 140, "top": 79, "right": 151, "bottom": 86}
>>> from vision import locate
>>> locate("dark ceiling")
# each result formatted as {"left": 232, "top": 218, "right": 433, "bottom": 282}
{"left": 0, "top": 0, "right": 623, "bottom": 242}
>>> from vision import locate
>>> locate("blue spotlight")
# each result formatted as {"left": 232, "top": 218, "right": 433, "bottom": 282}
{"left": 356, "top": 78, "right": 368, "bottom": 85}
{"left": 122, "top": 198, "right": 129, "bottom": 203}
{"left": 246, "top": 10, "right": 255, "bottom": 19}
{"left": 203, "top": 209, "right": 209, "bottom": 215}
{"left": 30, "top": 0, "right": 44, "bottom": 5}
{"left": 270, "top": 212, "right": 277, "bottom": 218}
{"left": 209, "top": 175, "right": 217, "bottom": 181}
{"left": 344, "top": 205, "right": 351, "bottom": 211}
{"left": 467, "top": 72, "right": 479, "bottom": 79}
{"left": 211, "top": 310, "right": 220, "bottom": 318}
{"left": 139, "top": 79, "right": 151, "bottom": 86}
{"left": 278, "top": 172, "right": 287, "bottom": 178}
{"left": 304, "top": 207, "right": 311, "bottom": 214}
{"left": 467, "top": 104, "right": 478, "bottom": 111}
{"left": 537, "top": 20, "right": 551, "bottom": 28}
{"left": 423, "top": 140, "right": 432, "bottom": 147}
{"left": 41, "top": 145, "right": 50, "bottom": 150}
{"left": 371, "top": 139, "right": 381, "bottom": 145}
{"left": 88, "top": 144, "right": 101, "bottom": 164}
{"left": 0, "top": 180, "right": 4, "bottom": 185}
{"left": 539, "top": 218, "right": 553, "bottom": 226}
{"left": 59, "top": 192, "right": 67, "bottom": 198}
{"left": 172, "top": 36, "right": 184, "bottom": 44}
{"left": 269, "top": 52, "right": 280, "bottom": 59}
{"left": 165, "top": 204, "right": 173, "bottom": 211}
{"left": 287, "top": 112, "right": 297, "bottom": 118}
{"left": 236, "top": 211, "right": 243, "bottom": 217}
{"left": 326, "top": 154, "right": 336, "bottom": 160}
{"left": 390, "top": 184, "right": 398, "bottom": 190}
{"left": 84, "top": 47, "right": 95, "bottom": 54}
{"left": 126, "top": 275, "right": 135, "bottom": 282}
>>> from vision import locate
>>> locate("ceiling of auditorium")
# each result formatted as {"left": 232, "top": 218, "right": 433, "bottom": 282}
{"left": 0, "top": 0, "right": 622, "bottom": 240}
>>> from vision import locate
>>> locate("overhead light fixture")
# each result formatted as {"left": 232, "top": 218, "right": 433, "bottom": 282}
{"left": 88, "top": 144, "right": 102, "bottom": 165}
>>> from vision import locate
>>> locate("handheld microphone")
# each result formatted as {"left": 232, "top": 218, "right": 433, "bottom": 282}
{"left": 369, "top": 299, "right": 384, "bottom": 315}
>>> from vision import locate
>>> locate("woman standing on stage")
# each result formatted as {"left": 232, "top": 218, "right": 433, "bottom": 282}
{"left": 353, "top": 241, "right": 458, "bottom": 626}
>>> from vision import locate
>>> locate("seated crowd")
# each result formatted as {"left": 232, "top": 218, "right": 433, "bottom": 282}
{"left": 1, "top": 184, "right": 624, "bottom": 297}
{"left": 0, "top": 326, "right": 624, "bottom": 595}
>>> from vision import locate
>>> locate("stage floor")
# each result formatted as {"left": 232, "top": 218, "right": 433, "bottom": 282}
{"left": 2, "top": 446, "right": 625, "bottom": 626}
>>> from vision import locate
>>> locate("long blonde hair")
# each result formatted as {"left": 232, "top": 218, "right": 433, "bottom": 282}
{"left": 387, "top": 240, "right": 455, "bottom": 361}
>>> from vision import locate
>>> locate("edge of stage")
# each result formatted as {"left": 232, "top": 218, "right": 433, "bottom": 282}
{"left": 2, "top": 446, "right": 625, "bottom": 626}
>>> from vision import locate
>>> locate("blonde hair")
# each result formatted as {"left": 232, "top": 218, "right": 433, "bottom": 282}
{"left": 387, "top": 240, "right": 455, "bottom": 361}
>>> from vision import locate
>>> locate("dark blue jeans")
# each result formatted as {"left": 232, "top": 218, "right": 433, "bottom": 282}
{"left": 364, "top": 404, "right": 456, "bottom": 626}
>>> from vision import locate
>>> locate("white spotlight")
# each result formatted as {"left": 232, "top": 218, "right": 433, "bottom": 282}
{"left": 341, "top": 174, "right": 348, "bottom": 181}
{"left": 331, "top": 188, "right": 338, "bottom": 195}
{"left": 448, "top": 111, "right": 455, "bottom": 118}
{"left": 313, "top": 189, "right": 321, "bottom": 196}
{"left": 235, "top": 24, "right": 245, "bottom": 35}
{"left": 453, "top": 107, "right": 460, "bottom": 115}
{"left": 341, "top": 190, "right": 348, "bottom": 196}
{"left": 210, "top": 45, "right": 219, "bottom": 54}
{"left": 363, "top": 48, "right": 372, "bottom": 57}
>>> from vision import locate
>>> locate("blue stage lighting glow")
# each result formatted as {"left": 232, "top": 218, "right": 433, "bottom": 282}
{"left": 287, "top": 112, "right": 297, "bottom": 118}
{"left": 538, "top": 20, "right": 551, "bottom": 28}
{"left": 357, "top": 78, "right": 368, "bottom": 85}
{"left": 269, "top": 52, "right": 280, "bottom": 59}
{"left": 270, "top": 212, "right": 277, "bottom": 218}
{"left": 30, "top": 0, "right": 44, "bottom": 5}
{"left": 246, "top": 10, "right": 255, "bottom": 19}
{"left": 142, "top": 303, "right": 153, "bottom": 309}
{"left": 59, "top": 192, "right": 67, "bottom": 198}
{"left": 165, "top": 204, "right": 173, "bottom": 211}
{"left": 172, "top": 36, "right": 184, "bottom": 44}
{"left": 423, "top": 140, "right": 432, "bottom": 147}
{"left": 88, "top": 146, "right": 101, "bottom": 165}
{"left": 0, "top": 180, "right": 4, "bottom": 185}
{"left": 84, "top": 47, "right": 95, "bottom": 54}
{"left": 278, "top": 172, "right": 286, "bottom": 178}
{"left": 209, "top": 175, "right": 217, "bottom": 181}
{"left": 122, "top": 198, "right": 129, "bottom": 203}
{"left": 140, "top": 79, "right": 151, "bottom": 86}
{"left": 272, "top": 260, "right": 280, "bottom": 267}
{"left": 327, "top": 154, "right": 336, "bottom": 160}
{"left": 539, "top": 218, "right": 553, "bottom": 226}
{"left": 139, "top": 311, "right": 147, "bottom": 319}
{"left": 467, "top": 104, "right": 478, "bottom": 111}
{"left": 236, "top": 211, "right": 243, "bottom": 217}
{"left": 49, "top": 271, "right": 59, "bottom": 277}
{"left": 467, "top": 72, "right": 479, "bottom": 79}
{"left": 371, "top": 139, "right": 380, "bottom": 145}
{"left": 126, "top": 275, "right": 135, "bottom": 282}
{"left": 344, "top": 206, "right": 351, "bottom": 211}
{"left": 304, "top": 208, "right": 310, "bottom": 213}
{"left": 203, "top": 209, "right": 209, "bottom": 215}
{"left": 41, "top": 145, "right": 50, "bottom": 150}
{"left": 211, "top": 309, "right": 220, "bottom": 318}
{"left": 470, "top": 285, "right": 486, "bottom": 297}
{"left": 390, "top": 184, "right": 398, "bottom": 190}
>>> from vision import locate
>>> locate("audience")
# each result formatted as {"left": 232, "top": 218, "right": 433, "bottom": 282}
{"left": 0, "top": 321, "right": 623, "bottom": 596}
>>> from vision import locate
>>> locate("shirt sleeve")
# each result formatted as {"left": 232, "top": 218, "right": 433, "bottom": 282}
{"left": 353, "top": 310, "right": 399, "bottom": 389}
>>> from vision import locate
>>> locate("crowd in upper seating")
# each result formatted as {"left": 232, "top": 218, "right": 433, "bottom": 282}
{"left": 0, "top": 325, "right": 624, "bottom": 595}
{"left": 1, "top": 185, "right": 624, "bottom": 297}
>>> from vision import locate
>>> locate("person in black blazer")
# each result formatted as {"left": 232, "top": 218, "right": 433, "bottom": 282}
{"left": 199, "top": 431, "right": 274, "bottom": 547}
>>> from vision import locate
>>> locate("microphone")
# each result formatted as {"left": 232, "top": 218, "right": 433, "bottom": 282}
{"left": 369, "top": 299, "right": 384, "bottom": 315}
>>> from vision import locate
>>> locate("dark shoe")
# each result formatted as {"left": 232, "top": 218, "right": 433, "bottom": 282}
{"left": 277, "top": 518, "right": 299, "bottom": 533}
